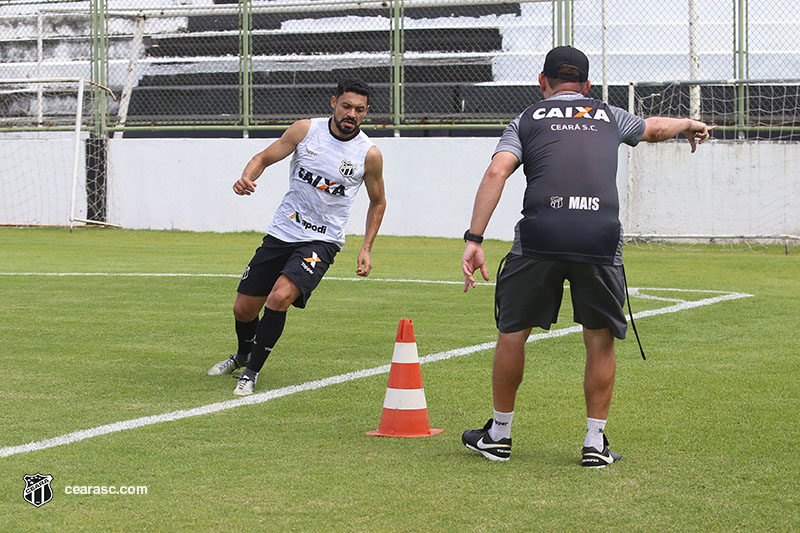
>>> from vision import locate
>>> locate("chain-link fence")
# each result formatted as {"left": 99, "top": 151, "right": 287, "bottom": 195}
{"left": 0, "top": 0, "right": 798, "bottom": 135}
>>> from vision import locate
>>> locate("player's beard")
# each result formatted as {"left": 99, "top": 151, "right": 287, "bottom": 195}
{"left": 334, "top": 115, "right": 359, "bottom": 136}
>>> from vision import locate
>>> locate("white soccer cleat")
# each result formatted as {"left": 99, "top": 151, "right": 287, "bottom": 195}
{"left": 233, "top": 373, "right": 257, "bottom": 396}
{"left": 207, "top": 354, "right": 244, "bottom": 376}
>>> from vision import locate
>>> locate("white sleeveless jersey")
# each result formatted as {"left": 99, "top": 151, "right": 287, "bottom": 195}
{"left": 266, "top": 117, "right": 374, "bottom": 248}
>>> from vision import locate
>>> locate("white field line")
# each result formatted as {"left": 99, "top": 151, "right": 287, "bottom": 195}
{"left": 0, "top": 272, "right": 494, "bottom": 286}
{"left": 628, "top": 288, "right": 686, "bottom": 303}
{"left": 0, "top": 272, "right": 242, "bottom": 278}
{"left": 0, "top": 273, "right": 753, "bottom": 459}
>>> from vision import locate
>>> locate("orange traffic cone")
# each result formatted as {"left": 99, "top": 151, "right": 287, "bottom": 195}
{"left": 367, "top": 319, "right": 443, "bottom": 438}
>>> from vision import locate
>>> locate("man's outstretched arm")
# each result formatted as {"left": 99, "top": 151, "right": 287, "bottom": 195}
{"left": 642, "top": 117, "right": 715, "bottom": 153}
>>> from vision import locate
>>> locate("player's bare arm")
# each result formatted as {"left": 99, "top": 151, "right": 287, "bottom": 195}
{"left": 232, "top": 119, "right": 312, "bottom": 195}
{"left": 642, "top": 117, "right": 715, "bottom": 153}
{"left": 462, "top": 151, "right": 519, "bottom": 292}
{"left": 356, "top": 146, "right": 386, "bottom": 277}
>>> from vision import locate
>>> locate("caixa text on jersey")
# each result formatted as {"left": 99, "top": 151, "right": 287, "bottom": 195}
{"left": 298, "top": 167, "right": 346, "bottom": 196}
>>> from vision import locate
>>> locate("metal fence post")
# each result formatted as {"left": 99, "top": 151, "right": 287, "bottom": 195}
{"left": 734, "top": 0, "right": 749, "bottom": 138}
{"left": 36, "top": 10, "right": 44, "bottom": 126}
{"left": 239, "top": 0, "right": 253, "bottom": 138}
{"left": 89, "top": 0, "right": 109, "bottom": 222}
{"left": 91, "top": 0, "right": 109, "bottom": 136}
{"left": 390, "top": 0, "right": 405, "bottom": 136}
{"left": 601, "top": 0, "right": 608, "bottom": 102}
{"left": 553, "top": 0, "right": 574, "bottom": 47}
{"left": 689, "top": 0, "right": 701, "bottom": 120}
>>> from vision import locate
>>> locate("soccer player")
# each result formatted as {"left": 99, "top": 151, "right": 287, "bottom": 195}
{"left": 460, "top": 46, "right": 713, "bottom": 466}
{"left": 207, "top": 79, "right": 386, "bottom": 396}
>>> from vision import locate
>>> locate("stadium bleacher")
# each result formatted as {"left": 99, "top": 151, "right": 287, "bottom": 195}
{"left": 126, "top": 2, "right": 528, "bottom": 125}
{"left": 0, "top": 1, "right": 615, "bottom": 133}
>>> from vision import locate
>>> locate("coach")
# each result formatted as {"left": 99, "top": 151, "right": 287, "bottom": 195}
{"left": 460, "top": 46, "right": 713, "bottom": 466}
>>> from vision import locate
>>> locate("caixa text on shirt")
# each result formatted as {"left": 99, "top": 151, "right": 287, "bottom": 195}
{"left": 531, "top": 106, "right": 611, "bottom": 122}
{"left": 298, "top": 167, "right": 346, "bottom": 196}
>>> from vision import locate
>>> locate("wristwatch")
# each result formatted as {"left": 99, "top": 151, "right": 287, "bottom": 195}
{"left": 463, "top": 230, "right": 484, "bottom": 244}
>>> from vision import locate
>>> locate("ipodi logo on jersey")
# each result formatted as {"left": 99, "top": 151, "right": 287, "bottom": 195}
{"left": 290, "top": 211, "right": 327, "bottom": 235}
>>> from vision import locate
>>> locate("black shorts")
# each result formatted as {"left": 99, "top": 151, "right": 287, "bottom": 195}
{"left": 494, "top": 253, "right": 627, "bottom": 339}
{"left": 237, "top": 235, "right": 339, "bottom": 309}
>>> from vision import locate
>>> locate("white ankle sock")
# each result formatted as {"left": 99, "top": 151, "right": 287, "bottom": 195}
{"left": 489, "top": 410, "right": 514, "bottom": 441}
{"left": 584, "top": 417, "right": 607, "bottom": 450}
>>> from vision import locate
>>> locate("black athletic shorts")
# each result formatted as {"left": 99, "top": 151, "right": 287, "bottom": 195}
{"left": 237, "top": 235, "right": 339, "bottom": 309}
{"left": 494, "top": 253, "right": 627, "bottom": 339}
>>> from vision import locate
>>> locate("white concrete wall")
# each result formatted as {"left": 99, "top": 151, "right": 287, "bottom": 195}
{"left": 107, "top": 137, "right": 529, "bottom": 240}
{"left": 626, "top": 142, "right": 800, "bottom": 237}
{"left": 100, "top": 137, "right": 798, "bottom": 240}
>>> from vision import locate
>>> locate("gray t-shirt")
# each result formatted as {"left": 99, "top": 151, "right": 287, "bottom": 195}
{"left": 495, "top": 92, "right": 646, "bottom": 266}
{"left": 495, "top": 92, "right": 645, "bottom": 162}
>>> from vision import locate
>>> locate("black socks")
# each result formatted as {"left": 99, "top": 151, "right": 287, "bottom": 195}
{"left": 234, "top": 317, "right": 258, "bottom": 365}
{"left": 246, "top": 308, "right": 287, "bottom": 373}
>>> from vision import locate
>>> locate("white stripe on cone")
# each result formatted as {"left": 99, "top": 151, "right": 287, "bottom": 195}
{"left": 391, "top": 342, "right": 419, "bottom": 364}
{"left": 382, "top": 388, "right": 428, "bottom": 410}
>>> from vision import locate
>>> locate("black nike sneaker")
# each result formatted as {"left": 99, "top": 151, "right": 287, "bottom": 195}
{"left": 581, "top": 434, "right": 622, "bottom": 468}
{"left": 462, "top": 419, "right": 512, "bottom": 462}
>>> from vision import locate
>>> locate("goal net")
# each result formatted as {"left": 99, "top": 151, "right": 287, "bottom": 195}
{"left": 623, "top": 79, "right": 800, "bottom": 248}
{"left": 631, "top": 79, "right": 800, "bottom": 142}
{"left": 0, "top": 78, "right": 117, "bottom": 228}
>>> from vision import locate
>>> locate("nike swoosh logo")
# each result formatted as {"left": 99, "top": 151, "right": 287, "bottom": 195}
{"left": 583, "top": 451, "right": 614, "bottom": 464}
{"left": 476, "top": 437, "right": 511, "bottom": 451}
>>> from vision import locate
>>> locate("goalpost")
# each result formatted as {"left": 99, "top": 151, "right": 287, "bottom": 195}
{"left": 0, "top": 77, "right": 119, "bottom": 228}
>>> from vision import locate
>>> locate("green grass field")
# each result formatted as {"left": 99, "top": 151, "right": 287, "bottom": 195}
{"left": 1, "top": 228, "right": 798, "bottom": 531}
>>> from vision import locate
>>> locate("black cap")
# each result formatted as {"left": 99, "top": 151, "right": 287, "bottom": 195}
{"left": 542, "top": 45, "right": 589, "bottom": 82}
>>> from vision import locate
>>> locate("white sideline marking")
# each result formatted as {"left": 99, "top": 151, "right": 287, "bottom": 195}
{"left": 0, "top": 272, "right": 241, "bottom": 278}
{"left": 0, "top": 272, "right": 494, "bottom": 286}
{"left": 627, "top": 288, "right": 686, "bottom": 303}
{"left": 0, "top": 276, "right": 752, "bottom": 459}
